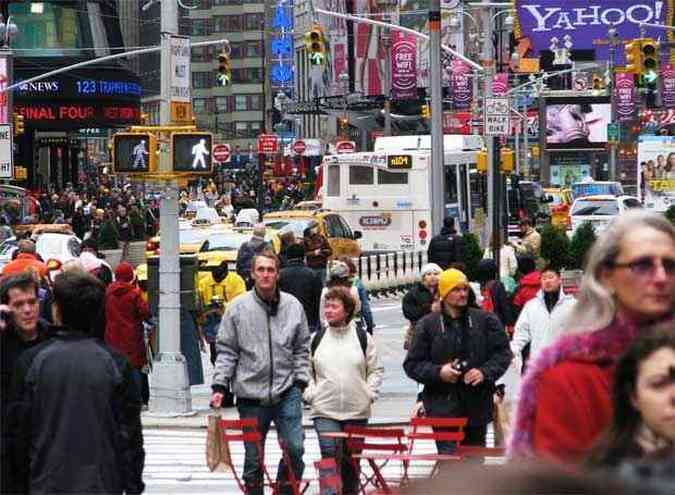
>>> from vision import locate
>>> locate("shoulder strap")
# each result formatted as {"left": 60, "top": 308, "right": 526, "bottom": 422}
{"left": 356, "top": 326, "right": 368, "bottom": 357}
{"left": 310, "top": 326, "right": 327, "bottom": 356}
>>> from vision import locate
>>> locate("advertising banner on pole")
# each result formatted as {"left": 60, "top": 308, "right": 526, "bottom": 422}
{"left": 451, "top": 60, "right": 472, "bottom": 110}
{"left": 169, "top": 36, "right": 190, "bottom": 103}
{"left": 0, "top": 57, "right": 8, "bottom": 124}
{"left": 637, "top": 135, "right": 675, "bottom": 212}
{"left": 493, "top": 73, "right": 509, "bottom": 96}
{"left": 615, "top": 73, "right": 636, "bottom": 122}
{"left": 391, "top": 31, "right": 417, "bottom": 99}
{"left": 662, "top": 65, "right": 675, "bottom": 108}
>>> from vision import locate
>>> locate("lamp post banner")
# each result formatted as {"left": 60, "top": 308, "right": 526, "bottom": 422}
{"left": 451, "top": 60, "right": 472, "bottom": 110}
{"left": 391, "top": 31, "right": 417, "bottom": 99}
{"left": 493, "top": 73, "right": 509, "bottom": 96}
{"left": 615, "top": 72, "right": 636, "bottom": 122}
{"left": 663, "top": 65, "right": 675, "bottom": 108}
{"left": 514, "top": 0, "right": 674, "bottom": 64}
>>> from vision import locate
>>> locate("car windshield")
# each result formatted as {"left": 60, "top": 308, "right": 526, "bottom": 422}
{"left": 37, "top": 235, "right": 71, "bottom": 258}
{"left": 203, "top": 234, "right": 249, "bottom": 252}
{"left": 179, "top": 230, "right": 207, "bottom": 244}
{"left": 265, "top": 219, "right": 313, "bottom": 237}
{"left": 571, "top": 200, "right": 619, "bottom": 216}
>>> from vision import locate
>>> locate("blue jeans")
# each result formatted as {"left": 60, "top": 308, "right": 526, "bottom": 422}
{"left": 237, "top": 386, "right": 305, "bottom": 495}
{"left": 314, "top": 418, "right": 368, "bottom": 495}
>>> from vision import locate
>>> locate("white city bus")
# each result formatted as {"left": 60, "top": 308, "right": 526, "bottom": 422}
{"left": 322, "top": 135, "right": 484, "bottom": 253}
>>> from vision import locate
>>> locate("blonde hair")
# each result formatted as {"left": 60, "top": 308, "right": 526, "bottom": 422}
{"left": 566, "top": 210, "right": 675, "bottom": 333}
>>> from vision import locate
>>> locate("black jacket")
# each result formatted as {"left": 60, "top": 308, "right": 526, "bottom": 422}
{"left": 1, "top": 320, "right": 48, "bottom": 494}
{"left": 403, "top": 308, "right": 511, "bottom": 426}
{"left": 7, "top": 327, "right": 145, "bottom": 494}
{"left": 402, "top": 282, "right": 435, "bottom": 325}
{"left": 427, "top": 227, "right": 466, "bottom": 270}
{"left": 279, "top": 260, "right": 323, "bottom": 328}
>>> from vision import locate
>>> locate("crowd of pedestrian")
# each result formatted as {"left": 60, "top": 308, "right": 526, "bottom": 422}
{"left": 0, "top": 204, "right": 673, "bottom": 494}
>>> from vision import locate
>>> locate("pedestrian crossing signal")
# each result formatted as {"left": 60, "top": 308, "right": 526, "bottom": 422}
{"left": 172, "top": 132, "right": 213, "bottom": 174}
{"left": 112, "top": 133, "right": 158, "bottom": 174}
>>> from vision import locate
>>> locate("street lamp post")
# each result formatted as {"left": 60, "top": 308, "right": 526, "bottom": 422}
{"left": 377, "top": 0, "right": 397, "bottom": 137}
{"left": 339, "top": 72, "right": 349, "bottom": 139}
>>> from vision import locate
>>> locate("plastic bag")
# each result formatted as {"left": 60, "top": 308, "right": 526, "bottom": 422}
{"left": 206, "top": 413, "right": 232, "bottom": 472}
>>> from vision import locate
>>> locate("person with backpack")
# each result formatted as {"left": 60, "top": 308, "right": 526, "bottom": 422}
{"left": 427, "top": 217, "right": 465, "bottom": 270}
{"left": 304, "top": 286, "right": 384, "bottom": 495}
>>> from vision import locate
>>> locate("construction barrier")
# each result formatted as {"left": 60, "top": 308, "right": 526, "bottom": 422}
{"left": 356, "top": 250, "right": 429, "bottom": 297}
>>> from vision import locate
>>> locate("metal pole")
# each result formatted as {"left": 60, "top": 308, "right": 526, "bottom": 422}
{"left": 608, "top": 41, "right": 617, "bottom": 181}
{"left": 150, "top": 0, "right": 192, "bottom": 415}
{"left": 429, "top": 0, "right": 444, "bottom": 237}
{"left": 258, "top": 22, "right": 266, "bottom": 215}
{"left": 383, "top": 10, "right": 392, "bottom": 137}
{"left": 523, "top": 98, "right": 529, "bottom": 177}
{"left": 514, "top": 104, "right": 520, "bottom": 176}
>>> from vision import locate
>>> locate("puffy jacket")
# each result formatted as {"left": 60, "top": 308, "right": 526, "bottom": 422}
{"left": 7, "top": 327, "right": 145, "bottom": 494}
{"left": 511, "top": 289, "right": 576, "bottom": 361}
{"left": 304, "top": 233, "right": 333, "bottom": 269}
{"left": 279, "top": 260, "right": 323, "bottom": 328}
{"left": 2, "top": 253, "right": 48, "bottom": 279}
{"left": 512, "top": 271, "right": 541, "bottom": 310}
{"left": 212, "top": 290, "right": 311, "bottom": 402}
{"left": 402, "top": 282, "right": 436, "bottom": 325}
{"left": 105, "top": 281, "right": 151, "bottom": 369}
{"left": 403, "top": 308, "right": 512, "bottom": 426}
{"left": 304, "top": 322, "right": 384, "bottom": 421}
{"left": 198, "top": 272, "right": 246, "bottom": 308}
{"left": 427, "top": 227, "right": 465, "bottom": 270}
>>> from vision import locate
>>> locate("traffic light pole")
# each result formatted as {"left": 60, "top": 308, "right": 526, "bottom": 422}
{"left": 429, "top": 0, "right": 444, "bottom": 237}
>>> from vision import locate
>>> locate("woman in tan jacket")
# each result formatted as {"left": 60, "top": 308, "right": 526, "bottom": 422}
{"left": 304, "top": 287, "right": 384, "bottom": 494}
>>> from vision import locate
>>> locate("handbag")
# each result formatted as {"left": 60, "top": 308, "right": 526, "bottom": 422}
{"left": 492, "top": 393, "right": 512, "bottom": 447}
{"left": 206, "top": 413, "right": 233, "bottom": 472}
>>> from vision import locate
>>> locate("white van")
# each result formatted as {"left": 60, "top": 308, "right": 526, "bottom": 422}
{"left": 570, "top": 195, "right": 642, "bottom": 235}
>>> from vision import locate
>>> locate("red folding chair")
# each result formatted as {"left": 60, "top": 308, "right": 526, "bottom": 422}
{"left": 315, "top": 457, "right": 342, "bottom": 495}
{"left": 219, "top": 418, "right": 275, "bottom": 494}
{"left": 405, "top": 417, "right": 468, "bottom": 480}
{"left": 344, "top": 425, "right": 408, "bottom": 495}
{"left": 455, "top": 446, "right": 506, "bottom": 464}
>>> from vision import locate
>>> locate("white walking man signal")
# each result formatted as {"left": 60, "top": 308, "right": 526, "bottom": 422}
{"left": 132, "top": 140, "right": 148, "bottom": 169}
{"left": 192, "top": 139, "right": 210, "bottom": 169}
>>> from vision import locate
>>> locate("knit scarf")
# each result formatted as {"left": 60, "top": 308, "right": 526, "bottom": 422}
{"left": 508, "top": 314, "right": 641, "bottom": 459}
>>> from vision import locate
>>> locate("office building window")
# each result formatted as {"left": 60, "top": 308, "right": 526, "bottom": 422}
{"left": 249, "top": 94, "right": 263, "bottom": 111}
{"left": 192, "top": 72, "right": 213, "bottom": 89}
{"left": 246, "top": 68, "right": 262, "bottom": 83}
{"left": 191, "top": 46, "right": 211, "bottom": 62}
{"left": 246, "top": 41, "right": 262, "bottom": 57}
{"left": 235, "top": 122, "right": 248, "bottom": 138}
{"left": 196, "top": 0, "right": 212, "bottom": 8}
{"left": 190, "top": 18, "right": 210, "bottom": 36}
{"left": 235, "top": 95, "right": 248, "bottom": 111}
{"left": 245, "top": 13, "right": 264, "bottom": 31}
{"left": 216, "top": 97, "right": 230, "bottom": 113}
{"left": 193, "top": 98, "right": 207, "bottom": 113}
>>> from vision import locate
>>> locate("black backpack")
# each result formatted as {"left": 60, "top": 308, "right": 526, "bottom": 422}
{"left": 311, "top": 325, "right": 368, "bottom": 357}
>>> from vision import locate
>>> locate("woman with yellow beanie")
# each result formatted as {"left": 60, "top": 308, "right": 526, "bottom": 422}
{"left": 404, "top": 268, "right": 512, "bottom": 451}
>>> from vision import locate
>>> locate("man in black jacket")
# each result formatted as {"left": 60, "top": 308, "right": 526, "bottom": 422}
{"left": 404, "top": 268, "right": 511, "bottom": 451}
{"left": 0, "top": 274, "right": 48, "bottom": 494}
{"left": 8, "top": 271, "right": 145, "bottom": 494}
{"left": 279, "top": 243, "right": 322, "bottom": 333}
{"left": 427, "top": 217, "right": 466, "bottom": 270}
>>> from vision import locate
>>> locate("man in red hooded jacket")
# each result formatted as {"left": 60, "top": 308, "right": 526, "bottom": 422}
{"left": 105, "top": 262, "right": 150, "bottom": 399}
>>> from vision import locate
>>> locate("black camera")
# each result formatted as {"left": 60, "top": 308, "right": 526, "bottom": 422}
{"left": 451, "top": 359, "right": 469, "bottom": 374}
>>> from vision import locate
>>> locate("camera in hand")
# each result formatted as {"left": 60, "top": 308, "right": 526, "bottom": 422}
{"left": 451, "top": 359, "right": 469, "bottom": 374}
{"left": 0, "top": 309, "right": 11, "bottom": 325}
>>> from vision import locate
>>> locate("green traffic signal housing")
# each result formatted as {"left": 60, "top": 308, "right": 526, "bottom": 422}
{"left": 304, "top": 25, "right": 326, "bottom": 65}
{"left": 624, "top": 39, "right": 642, "bottom": 74}
{"left": 216, "top": 49, "right": 232, "bottom": 86}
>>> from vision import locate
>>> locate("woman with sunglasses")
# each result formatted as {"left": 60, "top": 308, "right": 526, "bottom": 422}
{"left": 509, "top": 210, "right": 675, "bottom": 464}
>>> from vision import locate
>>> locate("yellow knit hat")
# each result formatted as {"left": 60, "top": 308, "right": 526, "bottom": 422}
{"left": 438, "top": 268, "right": 469, "bottom": 300}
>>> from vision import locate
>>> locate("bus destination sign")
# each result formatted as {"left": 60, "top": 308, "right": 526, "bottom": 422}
{"left": 387, "top": 154, "right": 412, "bottom": 169}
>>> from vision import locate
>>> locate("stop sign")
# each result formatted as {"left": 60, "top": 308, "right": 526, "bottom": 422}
{"left": 292, "top": 140, "right": 306, "bottom": 155}
{"left": 336, "top": 140, "right": 356, "bottom": 154}
{"left": 213, "top": 144, "right": 231, "bottom": 163}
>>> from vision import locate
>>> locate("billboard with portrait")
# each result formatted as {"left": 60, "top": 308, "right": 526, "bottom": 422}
{"left": 637, "top": 135, "right": 675, "bottom": 212}
{"left": 545, "top": 102, "right": 611, "bottom": 148}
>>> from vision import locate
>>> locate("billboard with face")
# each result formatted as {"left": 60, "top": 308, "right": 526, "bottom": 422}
{"left": 546, "top": 103, "right": 611, "bottom": 147}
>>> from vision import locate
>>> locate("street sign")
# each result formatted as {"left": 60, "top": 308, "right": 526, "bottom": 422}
{"left": 607, "top": 123, "right": 620, "bottom": 144}
{"left": 257, "top": 133, "right": 279, "bottom": 154}
{"left": 169, "top": 35, "right": 191, "bottom": 103}
{"left": 172, "top": 132, "right": 213, "bottom": 174}
{"left": 292, "top": 140, "right": 306, "bottom": 155}
{"left": 0, "top": 125, "right": 12, "bottom": 179}
{"left": 112, "top": 133, "right": 158, "bottom": 174}
{"left": 336, "top": 140, "right": 356, "bottom": 154}
{"left": 483, "top": 97, "right": 510, "bottom": 136}
{"left": 213, "top": 143, "right": 231, "bottom": 163}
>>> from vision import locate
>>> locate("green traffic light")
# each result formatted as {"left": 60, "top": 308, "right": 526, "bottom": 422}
{"left": 643, "top": 70, "right": 658, "bottom": 84}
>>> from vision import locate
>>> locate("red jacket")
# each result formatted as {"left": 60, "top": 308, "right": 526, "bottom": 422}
{"left": 2, "top": 253, "right": 48, "bottom": 279}
{"left": 508, "top": 316, "right": 642, "bottom": 464}
{"left": 105, "top": 281, "right": 151, "bottom": 369}
{"left": 512, "top": 271, "right": 541, "bottom": 309}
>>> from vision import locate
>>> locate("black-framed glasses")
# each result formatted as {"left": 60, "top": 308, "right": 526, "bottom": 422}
{"left": 611, "top": 256, "right": 675, "bottom": 278}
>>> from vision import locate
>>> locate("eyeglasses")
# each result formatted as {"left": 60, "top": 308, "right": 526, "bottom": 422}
{"left": 611, "top": 256, "right": 675, "bottom": 278}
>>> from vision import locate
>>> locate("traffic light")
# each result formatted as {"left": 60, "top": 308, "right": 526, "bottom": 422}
{"left": 12, "top": 112, "right": 24, "bottom": 136}
{"left": 112, "top": 133, "right": 157, "bottom": 174}
{"left": 591, "top": 73, "right": 605, "bottom": 90}
{"left": 476, "top": 149, "right": 487, "bottom": 173}
{"left": 641, "top": 38, "right": 659, "bottom": 84}
{"left": 216, "top": 49, "right": 232, "bottom": 86}
{"left": 172, "top": 132, "right": 213, "bottom": 174}
{"left": 500, "top": 147, "right": 514, "bottom": 174}
{"left": 337, "top": 116, "right": 349, "bottom": 129}
{"left": 624, "top": 39, "right": 642, "bottom": 74}
{"left": 421, "top": 104, "right": 430, "bottom": 119}
{"left": 304, "top": 25, "right": 326, "bottom": 65}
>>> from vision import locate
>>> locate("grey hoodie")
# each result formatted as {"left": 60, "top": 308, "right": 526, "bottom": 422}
{"left": 213, "top": 290, "right": 311, "bottom": 403}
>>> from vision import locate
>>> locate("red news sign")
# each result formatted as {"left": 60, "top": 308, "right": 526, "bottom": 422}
{"left": 257, "top": 134, "right": 279, "bottom": 154}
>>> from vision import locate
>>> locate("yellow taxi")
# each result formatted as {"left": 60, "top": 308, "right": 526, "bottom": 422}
{"left": 263, "top": 210, "right": 361, "bottom": 258}
{"left": 195, "top": 230, "right": 281, "bottom": 271}
{"left": 544, "top": 187, "right": 573, "bottom": 230}
{"left": 144, "top": 227, "right": 211, "bottom": 258}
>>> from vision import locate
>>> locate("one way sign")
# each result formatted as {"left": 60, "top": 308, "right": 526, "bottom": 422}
{"left": 0, "top": 124, "right": 13, "bottom": 179}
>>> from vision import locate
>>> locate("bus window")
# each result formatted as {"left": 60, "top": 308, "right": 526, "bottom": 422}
{"left": 377, "top": 169, "right": 408, "bottom": 185}
{"left": 326, "top": 165, "right": 341, "bottom": 197}
{"left": 444, "top": 166, "right": 459, "bottom": 204}
{"left": 349, "top": 165, "right": 374, "bottom": 185}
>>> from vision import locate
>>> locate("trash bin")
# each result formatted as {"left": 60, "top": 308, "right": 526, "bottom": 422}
{"left": 147, "top": 255, "right": 198, "bottom": 316}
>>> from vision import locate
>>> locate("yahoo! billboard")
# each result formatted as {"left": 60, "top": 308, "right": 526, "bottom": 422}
{"left": 515, "top": 1, "right": 674, "bottom": 63}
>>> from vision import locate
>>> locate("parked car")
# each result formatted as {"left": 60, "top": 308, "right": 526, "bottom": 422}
{"left": 570, "top": 195, "right": 642, "bottom": 235}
